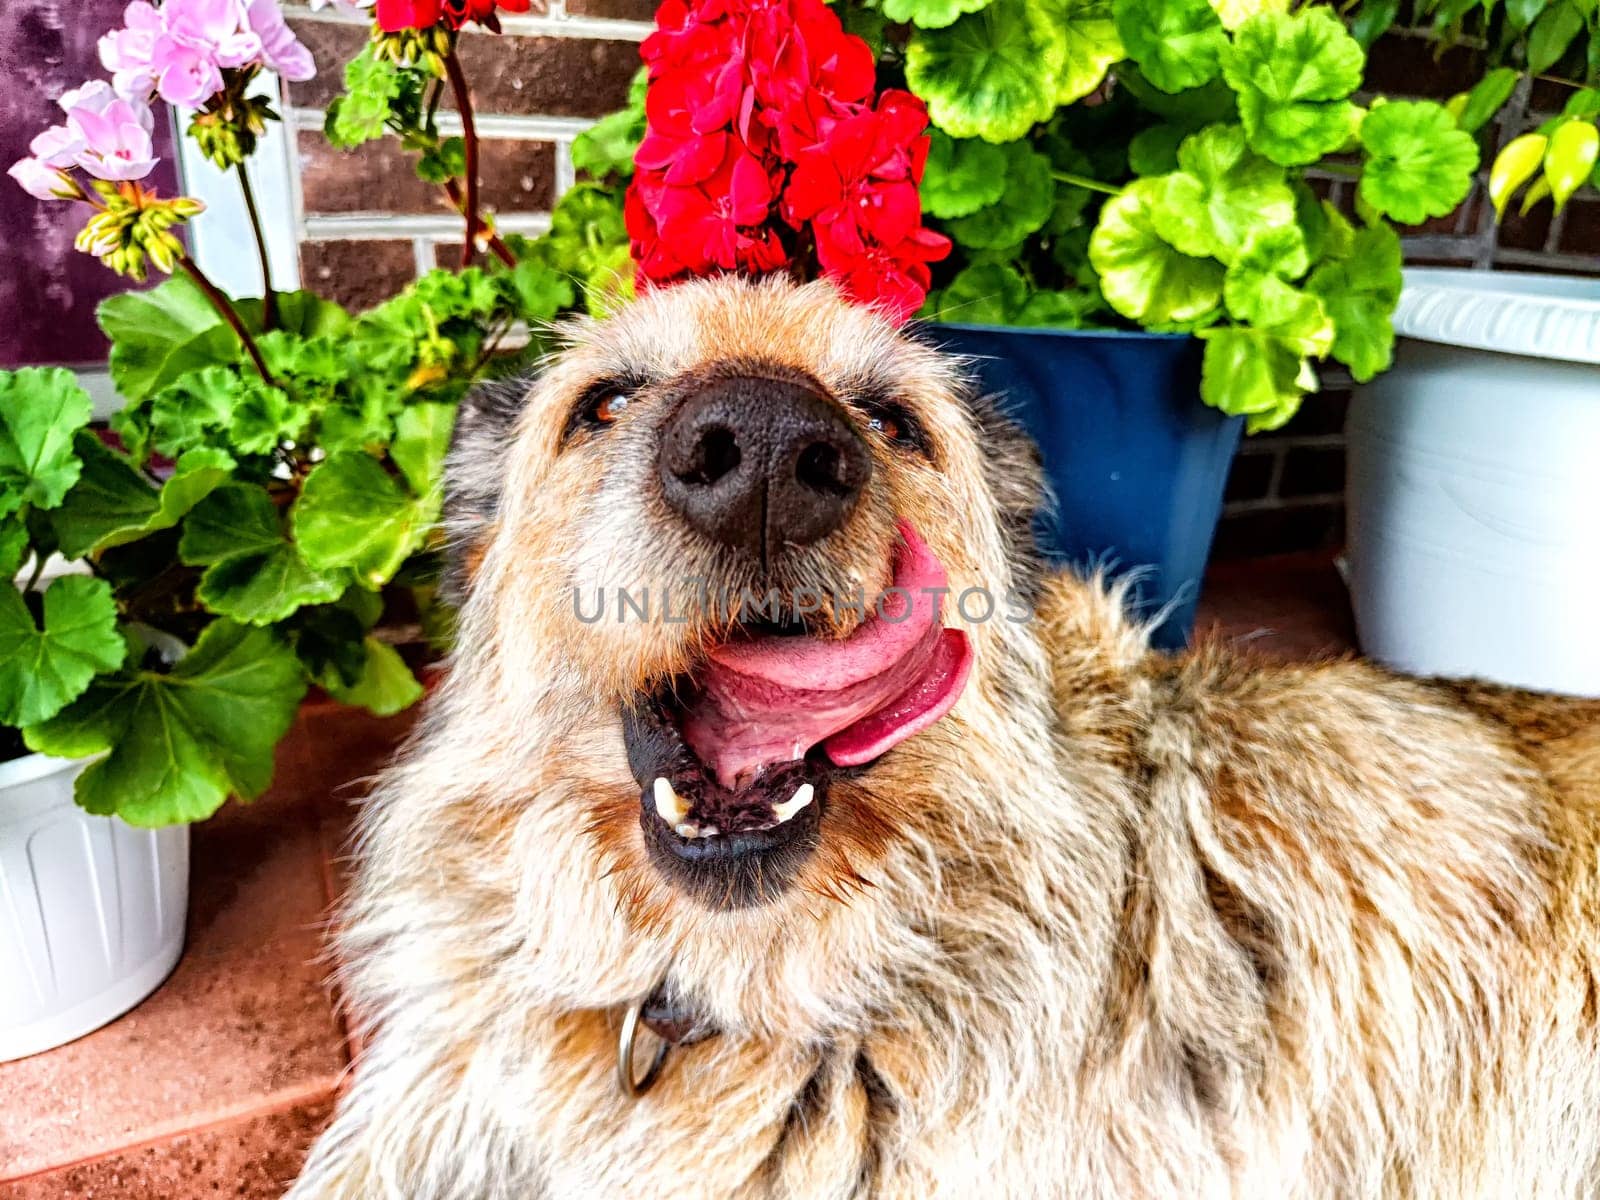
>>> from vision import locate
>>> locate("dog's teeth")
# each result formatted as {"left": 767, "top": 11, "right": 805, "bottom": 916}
{"left": 772, "top": 783, "right": 815, "bottom": 825}
{"left": 653, "top": 777, "right": 690, "bottom": 824}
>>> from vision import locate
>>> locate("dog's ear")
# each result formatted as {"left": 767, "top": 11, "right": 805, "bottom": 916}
{"left": 964, "top": 390, "right": 1049, "bottom": 600}
{"left": 440, "top": 374, "right": 531, "bottom": 602}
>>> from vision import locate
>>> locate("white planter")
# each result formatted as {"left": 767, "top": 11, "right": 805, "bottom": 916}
{"left": 0, "top": 752, "right": 188, "bottom": 1062}
{"left": 1347, "top": 268, "right": 1600, "bottom": 695}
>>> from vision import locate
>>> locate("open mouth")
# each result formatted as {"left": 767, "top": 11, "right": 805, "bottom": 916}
{"left": 620, "top": 522, "right": 973, "bottom": 908}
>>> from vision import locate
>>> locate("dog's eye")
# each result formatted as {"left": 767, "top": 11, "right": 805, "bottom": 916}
{"left": 593, "top": 392, "right": 630, "bottom": 423}
{"left": 861, "top": 399, "right": 929, "bottom": 456}
{"left": 567, "top": 381, "right": 636, "bottom": 439}
{"left": 868, "top": 411, "right": 903, "bottom": 441}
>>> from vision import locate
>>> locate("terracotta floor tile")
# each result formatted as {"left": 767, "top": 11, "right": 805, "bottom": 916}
{"left": 1196, "top": 553, "right": 1354, "bottom": 662}
{"left": 0, "top": 1097, "right": 333, "bottom": 1199}
{"left": 0, "top": 797, "right": 347, "bottom": 1180}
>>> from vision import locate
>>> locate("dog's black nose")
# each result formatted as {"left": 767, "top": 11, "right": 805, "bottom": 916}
{"left": 658, "top": 376, "right": 871, "bottom": 560}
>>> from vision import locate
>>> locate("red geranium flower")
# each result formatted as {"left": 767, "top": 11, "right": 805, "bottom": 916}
{"left": 629, "top": 0, "right": 945, "bottom": 321}
{"left": 378, "top": 0, "right": 529, "bottom": 31}
{"left": 376, "top": 0, "right": 440, "bottom": 30}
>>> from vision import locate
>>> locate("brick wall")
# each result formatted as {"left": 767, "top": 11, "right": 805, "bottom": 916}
{"left": 278, "top": 12, "right": 1598, "bottom": 559}
{"left": 282, "top": 2, "right": 646, "bottom": 309}
{"left": 1215, "top": 29, "right": 1600, "bottom": 560}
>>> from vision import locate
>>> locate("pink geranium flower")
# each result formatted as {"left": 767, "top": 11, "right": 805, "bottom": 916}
{"left": 8, "top": 81, "right": 158, "bottom": 197}
{"left": 98, "top": 2, "right": 165, "bottom": 100}
{"left": 7, "top": 157, "right": 74, "bottom": 201}
{"left": 69, "top": 98, "right": 160, "bottom": 181}
{"left": 99, "top": 0, "right": 315, "bottom": 108}
{"left": 247, "top": 0, "right": 317, "bottom": 82}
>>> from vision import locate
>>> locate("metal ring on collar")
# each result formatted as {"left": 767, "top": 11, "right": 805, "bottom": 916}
{"left": 617, "top": 991, "right": 672, "bottom": 1098}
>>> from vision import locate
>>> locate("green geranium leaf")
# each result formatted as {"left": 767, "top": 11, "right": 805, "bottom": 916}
{"left": 1088, "top": 178, "right": 1225, "bottom": 323}
{"left": 501, "top": 259, "right": 577, "bottom": 324}
{"left": 0, "top": 368, "right": 93, "bottom": 518}
{"left": 1150, "top": 124, "right": 1297, "bottom": 262}
{"left": 1209, "top": 0, "right": 1287, "bottom": 31}
{"left": 391, "top": 403, "right": 457, "bottom": 498}
{"left": 1034, "top": 0, "right": 1125, "bottom": 104}
{"left": 1115, "top": 0, "right": 1227, "bottom": 93}
{"left": 229, "top": 379, "right": 300, "bottom": 456}
{"left": 571, "top": 107, "right": 646, "bottom": 178}
{"left": 1129, "top": 124, "right": 1185, "bottom": 175}
{"left": 320, "top": 636, "right": 424, "bottom": 717}
{"left": 905, "top": 0, "right": 1067, "bottom": 142}
{"left": 180, "top": 484, "right": 345, "bottom": 625}
{"left": 883, "top": 0, "right": 995, "bottom": 29}
{"left": 1358, "top": 100, "right": 1478, "bottom": 225}
{"left": 1197, "top": 326, "right": 1309, "bottom": 430}
{"left": 328, "top": 44, "right": 403, "bottom": 149}
{"left": 0, "top": 516, "right": 27, "bottom": 581}
{"left": 146, "top": 367, "right": 234, "bottom": 454}
{"left": 937, "top": 263, "right": 1030, "bottom": 324}
{"left": 1220, "top": 9, "right": 1364, "bottom": 166}
{"left": 946, "top": 142, "right": 1055, "bottom": 247}
{"left": 1306, "top": 222, "right": 1403, "bottom": 382}
{"left": 144, "top": 367, "right": 302, "bottom": 459}
{"left": 293, "top": 452, "right": 433, "bottom": 589}
{"left": 1013, "top": 288, "right": 1104, "bottom": 327}
{"left": 52, "top": 437, "right": 234, "bottom": 559}
{"left": 1223, "top": 226, "right": 1334, "bottom": 356}
{"left": 24, "top": 620, "right": 307, "bottom": 826}
{"left": 99, "top": 276, "right": 241, "bottom": 403}
{"left": 0, "top": 575, "right": 125, "bottom": 727}
{"left": 240, "top": 292, "right": 351, "bottom": 341}
{"left": 921, "top": 130, "right": 1011, "bottom": 218}
{"left": 319, "top": 378, "right": 401, "bottom": 455}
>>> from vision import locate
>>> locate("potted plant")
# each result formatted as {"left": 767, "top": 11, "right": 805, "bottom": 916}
{"left": 598, "top": 0, "right": 1481, "bottom": 646}
{"left": 1340, "top": 5, "right": 1600, "bottom": 694}
{"left": 1, "top": 0, "right": 604, "bottom": 1060}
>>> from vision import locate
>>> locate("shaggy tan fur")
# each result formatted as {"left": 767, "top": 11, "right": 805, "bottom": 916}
{"left": 288, "top": 277, "right": 1600, "bottom": 1199}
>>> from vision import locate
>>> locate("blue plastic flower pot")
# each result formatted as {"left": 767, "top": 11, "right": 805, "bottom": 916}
{"left": 927, "top": 323, "right": 1243, "bottom": 650}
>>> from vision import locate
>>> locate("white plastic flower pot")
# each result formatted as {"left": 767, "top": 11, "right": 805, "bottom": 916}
{"left": 1347, "top": 268, "right": 1600, "bottom": 695}
{"left": 0, "top": 751, "right": 188, "bottom": 1062}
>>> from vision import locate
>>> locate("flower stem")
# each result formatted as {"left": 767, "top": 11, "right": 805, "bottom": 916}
{"left": 236, "top": 161, "right": 278, "bottom": 331}
{"left": 442, "top": 48, "right": 482, "bottom": 268}
{"left": 177, "top": 254, "right": 276, "bottom": 387}
{"left": 1050, "top": 171, "right": 1121, "bottom": 196}
{"left": 442, "top": 178, "right": 517, "bottom": 266}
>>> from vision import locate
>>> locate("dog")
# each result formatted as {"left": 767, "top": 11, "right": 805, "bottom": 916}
{"left": 288, "top": 275, "right": 1600, "bottom": 1199}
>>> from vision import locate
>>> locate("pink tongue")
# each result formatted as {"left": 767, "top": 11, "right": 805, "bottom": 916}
{"left": 681, "top": 522, "right": 973, "bottom": 790}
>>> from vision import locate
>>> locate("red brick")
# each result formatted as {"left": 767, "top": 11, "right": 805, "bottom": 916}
{"left": 1558, "top": 200, "right": 1600, "bottom": 256}
{"left": 288, "top": 20, "right": 640, "bottom": 117}
{"left": 298, "top": 131, "right": 556, "bottom": 216}
{"left": 1210, "top": 504, "right": 1344, "bottom": 561}
{"left": 1279, "top": 389, "right": 1350, "bottom": 438}
{"left": 1223, "top": 450, "right": 1276, "bottom": 505}
{"left": 568, "top": 0, "right": 659, "bottom": 17}
{"left": 1277, "top": 446, "right": 1346, "bottom": 498}
{"left": 1497, "top": 198, "right": 1554, "bottom": 253}
{"left": 299, "top": 239, "right": 418, "bottom": 311}
{"left": 1363, "top": 33, "right": 1485, "bottom": 99}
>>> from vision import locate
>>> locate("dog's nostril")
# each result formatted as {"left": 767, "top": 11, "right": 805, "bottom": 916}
{"left": 677, "top": 426, "right": 741, "bottom": 487}
{"left": 795, "top": 441, "right": 850, "bottom": 498}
